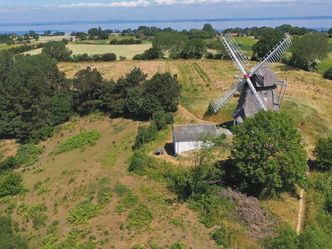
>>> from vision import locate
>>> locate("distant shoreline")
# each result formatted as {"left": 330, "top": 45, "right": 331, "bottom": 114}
{"left": 0, "top": 15, "right": 331, "bottom": 34}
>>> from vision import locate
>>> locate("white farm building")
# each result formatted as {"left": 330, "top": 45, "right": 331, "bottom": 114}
{"left": 172, "top": 124, "right": 219, "bottom": 155}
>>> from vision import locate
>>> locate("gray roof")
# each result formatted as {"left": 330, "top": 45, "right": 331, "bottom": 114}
{"left": 173, "top": 124, "right": 219, "bottom": 142}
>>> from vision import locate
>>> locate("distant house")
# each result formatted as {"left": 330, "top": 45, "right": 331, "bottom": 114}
{"left": 173, "top": 124, "right": 219, "bottom": 155}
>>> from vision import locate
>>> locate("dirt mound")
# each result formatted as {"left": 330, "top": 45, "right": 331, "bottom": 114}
{"left": 221, "top": 188, "right": 276, "bottom": 240}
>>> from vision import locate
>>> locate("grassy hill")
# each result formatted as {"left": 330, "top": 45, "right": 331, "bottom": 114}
{"left": 1, "top": 59, "right": 332, "bottom": 248}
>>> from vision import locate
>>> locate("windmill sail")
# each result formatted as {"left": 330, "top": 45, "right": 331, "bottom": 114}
{"left": 250, "top": 34, "right": 292, "bottom": 78}
{"left": 221, "top": 34, "right": 250, "bottom": 73}
{"left": 210, "top": 79, "right": 244, "bottom": 113}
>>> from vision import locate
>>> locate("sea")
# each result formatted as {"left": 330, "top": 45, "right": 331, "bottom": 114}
{"left": 0, "top": 16, "right": 332, "bottom": 34}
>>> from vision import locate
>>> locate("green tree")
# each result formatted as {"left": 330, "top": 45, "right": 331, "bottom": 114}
{"left": 178, "top": 39, "right": 207, "bottom": 59}
{"left": 202, "top": 23, "right": 214, "bottom": 33}
{"left": 227, "top": 111, "right": 307, "bottom": 197}
{"left": 133, "top": 123, "right": 157, "bottom": 149}
{"left": 314, "top": 137, "right": 332, "bottom": 171}
{"left": 73, "top": 67, "right": 104, "bottom": 115}
{"left": 290, "top": 33, "right": 329, "bottom": 71}
{"left": 252, "top": 28, "right": 283, "bottom": 60}
{"left": 42, "top": 41, "right": 72, "bottom": 61}
{"left": 0, "top": 54, "right": 67, "bottom": 142}
{"left": 49, "top": 93, "right": 73, "bottom": 126}
{"left": 143, "top": 73, "right": 181, "bottom": 112}
{"left": 133, "top": 47, "right": 163, "bottom": 60}
{"left": 153, "top": 31, "right": 188, "bottom": 57}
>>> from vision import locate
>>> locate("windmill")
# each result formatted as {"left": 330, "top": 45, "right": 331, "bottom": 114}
{"left": 210, "top": 34, "right": 292, "bottom": 123}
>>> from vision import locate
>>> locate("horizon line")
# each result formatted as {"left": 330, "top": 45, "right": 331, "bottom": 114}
{"left": 1, "top": 15, "right": 332, "bottom": 27}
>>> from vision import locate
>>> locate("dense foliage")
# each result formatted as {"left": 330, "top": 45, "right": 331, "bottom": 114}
{"left": 0, "top": 216, "right": 28, "bottom": 249}
{"left": 289, "top": 34, "right": 329, "bottom": 71}
{"left": 314, "top": 137, "right": 332, "bottom": 171}
{"left": 323, "top": 67, "right": 332, "bottom": 80}
{"left": 252, "top": 28, "right": 283, "bottom": 60}
{"left": 133, "top": 47, "right": 163, "bottom": 60}
{"left": 42, "top": 41, "right": 72, "bottom": 61}
{"left": 224, "top": 111, "right": 307, "bottom": 197}
{"left": 0, "top": 53, "right": 68, "bottom": 142}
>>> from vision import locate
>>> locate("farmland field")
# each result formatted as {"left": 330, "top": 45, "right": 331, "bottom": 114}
{"left": 1, "top": 58, "right": 332, "bottom": 248}
{"left": 59, "top": 59, "right": 332, "bottom": 146}
{"left": 24, "top": 43, "right": 152, "bottom": 59}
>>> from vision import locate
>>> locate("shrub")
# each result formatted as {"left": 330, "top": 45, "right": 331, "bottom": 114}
{"left": 211, "top": 224, "right": 236, "bottom": 248}
{"left": 113, "top": 184, "right": 130, "bottom": 197}
{"left": 0, "top": 172, "right": 23, "bottom": 198}
{"left": 314, "top": 137, "right": 332, "bottom": 171}
{"left": 55, "top": 130, "right": 101, "bottom": 154}
{"left": 323, "top": 67, "right": 332, "bottom": 80}
{"left": 189, "top": 191, "right": 233, "bottom": 228}
{"left": 152, "top": 111, "right": 167, "bottom": 130}
{"left": 129, "top": 151, "right": 155, "bottom": 173}
{"left": 133, "top": 123, "right": 157, "bottom": 150}
{"left": 170, "top": 242, "right": 187, "bottom": 249}
{"left": 101, "top": 53, "right": 117, "bottom": 61}
{"left": 0, "top": 157, "right": 18, "bottom": 172}
{"left": 116, "top": 192, "right": 139, "bottom": 214}
{"left": 298, "top": 225, "right": 331, "bottom": 249}
{"left": 97, "top": 187, "right": 112, "bottom": 205}
{"left": 133, "top": 47, "right": 163, "bottom": 60}
{"left": 264, "top": 225, "right": 298, "bottom": 249}
{"left": 165, "top": 112, "right": 174, "bottom": 125}
{"left": 127, "top": 204, "right": 153, "bottom": 230}
{"left": 0, "top": 216, "right": 28, "bottom": 249}
{"left": 15, "top": 144, "right": 43, "bottom": 167}
{"left": 68, "top": 200, "right": 101, "bottom": 224}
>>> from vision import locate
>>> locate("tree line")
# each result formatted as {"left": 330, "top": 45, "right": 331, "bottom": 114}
{"left": 0, "top": 51, "right": 181, "bottom": 143}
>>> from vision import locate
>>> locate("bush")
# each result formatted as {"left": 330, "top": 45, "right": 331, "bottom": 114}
{"left": 127, "top": 204, "right": 153, "bottom": 230}
{"left": 133, "top": 47, "right": 163, "bottom": 60}
{"left": 15, "top": 144, "right": 43, "bottom": 167}
{"left": 0, "top": 172, "right": 23, "bottom": 198}
{"left": 226, "top": 111, "right": 308, "bottom": 197}
{"left": 129, "top": 151, "right": 155, "bottom": 173}
{"left": 165, "top": 112, "right": 174, "bottom": 124}
{"left": 0, "top": 216, "right": 28, "bottom": 249}
{"left": 323, "top": 68, "right": 332, "bottom": 80}
{"left": 101, "top": 53, "right": 117, "bottom": 61}
{"left": 314, "top": 137, "right": 332, "bottom": 171}
{"left": 211, "top": 224, "right": 236, "bottom": 248}
{"left": 97, "top": 187, "right": 112, "bottom": 205}
{"left": 133, "top": 123, "right": 157, "bottom": 150}
{"left": 55, "top": 130, "right": 101, "bottom": 154}
{"left": 298, "top": 225, "right": 331, "bottom": 249}
{"left": 170, "top": 242, "right": 187, "bottom": 249}
{"left": 152, "top": 111, "right": 166, "bottom": 130}
{"left": 68, "top": 200, "right": 101, "bottom": 224}
{"left": 264, "top": 225, "right": 298, "bottom": 249}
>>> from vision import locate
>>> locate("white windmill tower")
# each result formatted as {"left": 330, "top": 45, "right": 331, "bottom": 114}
{"left": 210, "top": 34, "right": 292, "bottom": 123}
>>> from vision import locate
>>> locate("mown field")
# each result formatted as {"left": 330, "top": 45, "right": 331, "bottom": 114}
{"left": 24, "top": 43, "right": 152, "bottom": 59}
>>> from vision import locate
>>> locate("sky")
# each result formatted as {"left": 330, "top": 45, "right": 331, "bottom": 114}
{"left": 0, "top": 0, "right": 331, "bottom": 30}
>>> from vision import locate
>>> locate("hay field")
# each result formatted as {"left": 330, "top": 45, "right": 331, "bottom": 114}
{"left": 24, "top": 43, "right": 151, "bottom": 59}
{"left": 59, "top": 59, "right": 332, "bottom": 146}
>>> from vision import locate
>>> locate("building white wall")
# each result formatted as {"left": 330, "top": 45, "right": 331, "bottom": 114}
{"left": 174, "top": 141, "right": 205, "bottom": 154}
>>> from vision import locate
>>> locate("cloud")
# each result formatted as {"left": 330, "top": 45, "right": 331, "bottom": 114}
{"left": 154, "top": 0, "right": 177, "bottom": 5}
{"left": 59, "top": 0, "right": 150, "bottom": 8}
{"left": 57, "top": 0, "right": 297, "bottom": 8}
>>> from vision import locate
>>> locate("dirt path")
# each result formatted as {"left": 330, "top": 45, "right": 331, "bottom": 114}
{"left": 296, "top": 188, "right": 305, "bottom": 234}
{"left": 178, "top": 105, "right": 215, "bottom": 124}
